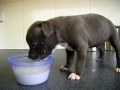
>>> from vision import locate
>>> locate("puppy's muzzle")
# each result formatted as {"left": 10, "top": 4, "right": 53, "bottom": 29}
{"left": 28, "top": 54, "right": 38, "bottom": 60}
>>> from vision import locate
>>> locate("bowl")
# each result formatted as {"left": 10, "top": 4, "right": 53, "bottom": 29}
{"left": 8, "top": 54, "right": 54, "bottom": 85}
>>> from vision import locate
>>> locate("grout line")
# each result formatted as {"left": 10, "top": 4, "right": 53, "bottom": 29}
{"left": 55, "top": 0, "right": 56, "bottom": 17}
{"left": 21, "top": 0, "right": 25, "bottom": 49}
{"left": 89, "top": 0, "right": 91, "bottom": 13}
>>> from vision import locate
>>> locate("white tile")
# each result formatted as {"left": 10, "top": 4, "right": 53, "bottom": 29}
{"left": 56, "top": 0, "right": 90, "bottom": 16}
{"left": 90, "top": 0, "right": 120, "bottom": 25}
{"left": 0, "top": 1, "right": 24, "bottom": 49}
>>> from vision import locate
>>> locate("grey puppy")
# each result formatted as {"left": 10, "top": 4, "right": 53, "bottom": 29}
{"left": 26, "top": 14, "right": 120, "bottom": 80}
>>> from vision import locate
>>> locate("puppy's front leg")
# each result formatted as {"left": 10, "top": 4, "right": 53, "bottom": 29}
{"left": 60, "top": 49, "right": 75, "bottom": 74}
{"left": 60, "top": 49, "right": 80, "bottom": 80}
{"left": 75, "top": 50, "right": 87, "bottom": 76}
{"left": 68, "top": 48, "right": 88, "bottom": 80}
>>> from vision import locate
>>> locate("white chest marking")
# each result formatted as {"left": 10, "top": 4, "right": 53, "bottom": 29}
{"left": 59, "top": 43, "right": 75, "bottom": 51}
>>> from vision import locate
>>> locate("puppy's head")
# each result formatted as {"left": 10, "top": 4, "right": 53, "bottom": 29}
{"left": 26, "top": 21, "right": 57, "bottom": 60}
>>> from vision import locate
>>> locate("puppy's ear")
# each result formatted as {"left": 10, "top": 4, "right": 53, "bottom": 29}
{"left": 41, "top": 21, "right": 54, "bottom": 37}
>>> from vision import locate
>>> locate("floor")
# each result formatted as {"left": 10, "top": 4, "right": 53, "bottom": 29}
{"left": 0, "top": 49, "right": 120, "bottom": 90}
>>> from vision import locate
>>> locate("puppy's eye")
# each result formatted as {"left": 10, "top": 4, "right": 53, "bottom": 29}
{"left": 31, "top": 43, "right": 37, "bottom": 48}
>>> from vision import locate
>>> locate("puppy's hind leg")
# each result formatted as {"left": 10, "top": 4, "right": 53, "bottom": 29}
{"left": 109, "top": 34, "right": 120, "bottom": 73}
{"left": 96, "top": 44, "right": 105, "bottom": 62}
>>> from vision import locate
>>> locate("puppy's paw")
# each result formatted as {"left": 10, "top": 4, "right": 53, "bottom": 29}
{"left": 60, "top": 65, "right": 68, "bottom": 71}
{"left": 116, "top": 68, "right": 120, "bottom": 73}
{"left": 68, "top": 73, "right": 80, "bottom": 80}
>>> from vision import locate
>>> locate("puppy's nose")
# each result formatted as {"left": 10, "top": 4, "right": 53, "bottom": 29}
{"left": 28, "top": 54, "right": 38, "bottom": 60}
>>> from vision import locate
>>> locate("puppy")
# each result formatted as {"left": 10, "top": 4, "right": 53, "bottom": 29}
{"left": 26, "top": 14, "right": 120, "bottom": 80}
{"left": 96, "top": 44, "right": 105, "bottom": 61}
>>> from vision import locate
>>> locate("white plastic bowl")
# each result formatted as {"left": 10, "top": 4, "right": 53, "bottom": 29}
{"left": 8, "top": 54, "right": 54, "bottom": 85}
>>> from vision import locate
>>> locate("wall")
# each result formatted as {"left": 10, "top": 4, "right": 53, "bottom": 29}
{"left": 0, "top": 0, "right": 120, "bottom": 49}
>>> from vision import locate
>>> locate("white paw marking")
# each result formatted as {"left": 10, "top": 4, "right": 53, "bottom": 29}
{"left": 60, "top": 65, "right": 68, "bottom": 71}
{"left": 116, "top": 68, "right": 120, "bottom": 72}
{"left": 68, "top": 73, "right": 80, "bottom": 80}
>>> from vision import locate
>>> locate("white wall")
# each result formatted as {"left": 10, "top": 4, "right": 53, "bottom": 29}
{"left": 0, "top": 0, "right": 120, "bottom": 49}
{"left": 0, "top": 0, "right": 23, "bottom": 49}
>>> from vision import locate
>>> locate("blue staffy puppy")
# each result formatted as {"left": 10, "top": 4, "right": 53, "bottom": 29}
{"left": 26, "top": 14, "right": 120, "bottom": 80}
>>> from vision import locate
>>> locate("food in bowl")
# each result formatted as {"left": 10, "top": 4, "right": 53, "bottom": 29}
{"left": 8, "top": 54, "right": 54, "bottom": 85}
